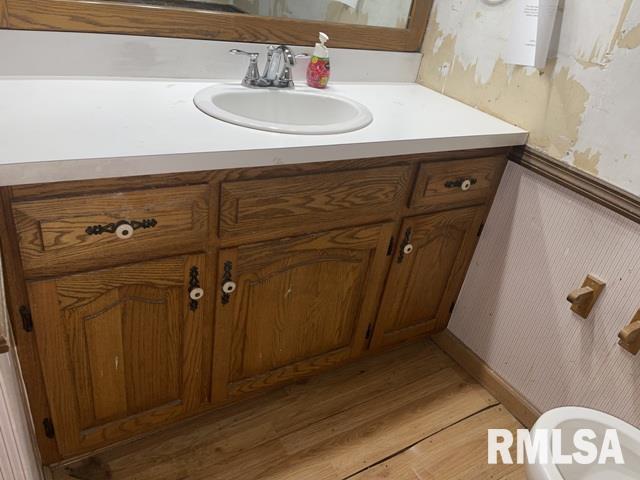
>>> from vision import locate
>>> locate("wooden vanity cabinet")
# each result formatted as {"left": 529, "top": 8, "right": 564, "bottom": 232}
{"left": 211, "top": 223, "right": 395, "bottom": 401}
{"left": 371, "top": 207, "right": 485, "bottom": 349}
{"left": 0, "top": 149, "right": 509, "bottom": 464}
{"left": 26, "top": 255, "right": 209, "bottom": 457}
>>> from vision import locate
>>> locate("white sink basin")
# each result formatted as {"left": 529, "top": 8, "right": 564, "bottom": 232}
{"left": 194, "top": 84, "right": 373, "bottom": 135}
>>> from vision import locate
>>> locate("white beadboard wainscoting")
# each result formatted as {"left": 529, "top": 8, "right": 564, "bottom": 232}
{"left": 0, "top": 255, "right": 42, "bottom": 480}
{"left": 0, "top": 353, "right": 42, "bottom": 480}
{"left": 449, "top": 162, "right": 640, "bottom": 426}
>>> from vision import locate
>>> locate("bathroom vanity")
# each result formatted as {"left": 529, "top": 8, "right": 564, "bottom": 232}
{"left": 0, "top": 148, "right": 506, "bottom": 462}
{"left": 0, "top": 72, "right": 527, "bottom": 464}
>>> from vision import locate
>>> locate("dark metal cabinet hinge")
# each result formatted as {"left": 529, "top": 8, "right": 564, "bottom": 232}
{"left": 19, "top": 306, "right": 33, "bottom": 332}
{"left": 365, "top": 323, "right": 374, "bottom": 340}
{"left": 477, "top": 223, "right": 485, "bottom": 237}
{"left": 43, "top": 418, "right": 55, "bottom": 438}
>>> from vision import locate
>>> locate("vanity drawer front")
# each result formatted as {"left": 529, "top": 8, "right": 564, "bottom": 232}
{"left": 219, "top": 166, "right": 411, "bottom": 240}
{"left": 410, "top": 156, "right": 505, "bottom": 210}
{"left": 13, "top": 185, "right": 210, "bottom": 277}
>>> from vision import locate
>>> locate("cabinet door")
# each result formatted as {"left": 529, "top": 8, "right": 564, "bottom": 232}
{"left": 211, "top": 223, "right": 394, "bottom": 401}
{"left": 27, "top": 255, "right": 208, "bottom": 457}
{"left": 371, "top": 207, "right": 484, "bottom": 349}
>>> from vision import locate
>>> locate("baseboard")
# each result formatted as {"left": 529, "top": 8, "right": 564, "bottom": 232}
{"left": 432, "top": 330, "right": 540, "bottom": 428}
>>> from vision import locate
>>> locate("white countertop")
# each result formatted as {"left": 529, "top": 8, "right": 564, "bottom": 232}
{"left": 0, "top": 79, "right": 528, "bottom": 186}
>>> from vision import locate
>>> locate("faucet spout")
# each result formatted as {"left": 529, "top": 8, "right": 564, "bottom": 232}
{"left": 230, "top": 44, "right": 305, "bottom": 89}
{"left": 261, "top": 45, "right": 298, "bottom": 88}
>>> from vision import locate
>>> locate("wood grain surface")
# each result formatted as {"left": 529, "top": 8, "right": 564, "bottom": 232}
{"left": 352, "top": 405, "right": 525, "bottom": 480}
{"left": 0, "top": 0, "right": 8, "bottom": 28}
{"left": 28, "top": 255, "right": 208, "bottom": 457}
{"left": 5, "top": 0, "right": 433, "bottom": 52}
{"left": 372, "top": 206, "right": 485, "bottom": 348}
{"left": 1, "top": 148, "right": 510, "bottom": 463}
{"left": 212, "top": 223, "right": 395, "bottom": 401}
{"left": 411, "top": 156, "right": 504, "bottom": 210}
{"left": 219, "top": 165, "right": 411, "bottom": 242}
{"left": 13, "top": 184, "right": 209, "bottom": 278}
{"left": 52, "top": 341, "right": 525, "bottom": 480}
{"left": 0, "top": 189, "right": 61, "bottom": 463}
{"left": 433, "top": 329, "right": 541, "bottom": 428}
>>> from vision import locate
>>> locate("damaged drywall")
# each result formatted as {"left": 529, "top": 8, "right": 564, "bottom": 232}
{"left": 418, "top": 0, "right": 640, "bottom": 195}
{"left": 619, "top": 23, "right": 640, "bottom": 48}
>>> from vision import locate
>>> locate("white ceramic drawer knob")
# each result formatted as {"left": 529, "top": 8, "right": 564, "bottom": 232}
{"left": 461, "top": 179, "right": 472, "bottom": 191}
{"left": 403, "top": 244, "right": 414, "bottom": 255}
{"left": 116, "top": 223, "right": 134, "bottom": 239}
{"left": 189, "top": 288, "right": 204, "bottom": 301}
{"left": 222, "top": 281, "right": 237, "bottom": 295}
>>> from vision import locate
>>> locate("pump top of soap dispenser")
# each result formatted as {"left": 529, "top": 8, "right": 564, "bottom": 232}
{"left": 313, "top": 32, "right": 330, "bottom": 58}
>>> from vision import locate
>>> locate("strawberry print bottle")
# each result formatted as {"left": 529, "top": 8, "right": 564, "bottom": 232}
{"left": 307, "top": 32, "right": 331, "bottom": 89}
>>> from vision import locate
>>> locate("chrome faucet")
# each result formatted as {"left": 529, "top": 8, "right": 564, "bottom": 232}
{"left": 230, "top": 45, "right": 307, "bottom": 88}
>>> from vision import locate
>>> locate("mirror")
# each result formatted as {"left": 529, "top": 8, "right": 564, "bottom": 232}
{"left": 119, "top": 0, "right": 415, "bottom": 29}
{"left": 5, "top": 0, "right": 432, "bottom": 52}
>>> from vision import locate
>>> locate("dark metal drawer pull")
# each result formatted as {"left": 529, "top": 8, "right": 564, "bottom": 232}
{"left": 188, "top": 266, "right": 203, "bottom": 311}
{"left": 444, "top": 178, "right": 477, "bottom": 191}
{"left": 221, "top": 261, "right": 235, "bottom": 305}
{"left": 397, "top": 227, "right": 413, "bottom": 264}
{"left": 85, "top": 218, "right": 158, "bottom": 237}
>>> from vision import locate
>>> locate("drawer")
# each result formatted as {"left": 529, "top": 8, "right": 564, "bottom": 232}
{"left": 220, "top": 166, "right": 411, "bottom": 240}
{"left": 410, "top": 156, "right": 505, "bottom": 210}
{"left": 13, "top": 184, "right": 210, "bottom": 277}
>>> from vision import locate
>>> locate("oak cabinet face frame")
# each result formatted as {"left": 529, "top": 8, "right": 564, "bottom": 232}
{"left": 0, "top": 149, "right": 508, "bottom": 464}
{"left": 2, "top": 0, "right": 434, "bottom": 52}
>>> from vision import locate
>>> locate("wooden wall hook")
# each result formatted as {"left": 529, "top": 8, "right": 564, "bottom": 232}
{"left": 567, "top": 274, "right": 606, "bottom": 319}
{"left": 619, "top": 310, "right": 640, "bottom": 355}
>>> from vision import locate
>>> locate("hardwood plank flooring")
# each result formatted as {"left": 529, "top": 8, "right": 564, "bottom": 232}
{"left": 351, "top": 406, "right": 526, "bottom": 480}
{"left": 51, "top": 340, "right": 526, "bottom": 480}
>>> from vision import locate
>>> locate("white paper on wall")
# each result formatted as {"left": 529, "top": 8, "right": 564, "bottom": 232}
{"left": 335, "top": 0, "right": 360, "bottom": 9}
{"left": 504, "top": 0, "right": 560, "bottom": 69}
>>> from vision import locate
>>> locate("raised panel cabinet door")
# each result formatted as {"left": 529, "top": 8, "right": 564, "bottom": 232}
{"left": 27, "top": 255, "right": 209, "bottom": 457}
{"left": 371, "top": 207, "right": 485, "bottom": 349}
{"left": 211, "top": 223, "right": 395, "bottom": 401}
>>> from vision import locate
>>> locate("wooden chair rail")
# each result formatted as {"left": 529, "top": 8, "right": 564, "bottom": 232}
{"left": 510, "top": 146, "right": 640, "bottom": 225}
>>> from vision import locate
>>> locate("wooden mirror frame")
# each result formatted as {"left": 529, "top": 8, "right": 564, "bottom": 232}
{"left": 0, "top": 0, "right": 433, "bottom": 52}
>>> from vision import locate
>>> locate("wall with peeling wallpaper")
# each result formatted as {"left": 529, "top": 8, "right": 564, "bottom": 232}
{"left": 418, "top": 0, "right": 640, "bottom": 196}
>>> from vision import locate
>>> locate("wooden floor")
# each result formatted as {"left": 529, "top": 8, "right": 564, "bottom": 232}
{"left": 51, "top": 340, "right": 526, "bottom": 480}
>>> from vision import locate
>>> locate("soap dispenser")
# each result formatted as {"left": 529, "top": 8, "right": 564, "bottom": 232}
{"left": 307, "top": 32, "right": 331, "bottom": 89}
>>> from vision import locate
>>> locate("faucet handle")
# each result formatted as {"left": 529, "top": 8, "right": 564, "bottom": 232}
{"left": 278, "top": 67, "right": 294, "bottom": 88}
{"left": 229, "top": 49, "right": 261, "bottom": 87}
{"left": 229, "top": 49, "right": 260, "bottom": 59}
